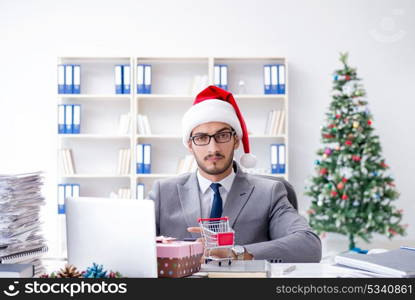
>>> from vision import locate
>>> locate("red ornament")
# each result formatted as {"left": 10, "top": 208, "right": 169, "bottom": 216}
{"left": 328, "top": 124, "right": 336, "bottom": 129}
{"left": 345, "top": 75, "right": 351, "bottom": 80}
{"left": 342, "top": 194, "right": 348, "bottom": 200}
{"left": 337, "top": 182, "right": 344, "bottom": 190}
{"left": 388, "top": 228, "right": 398, "bottom": 236}
{"left": 367, "top": 120, "right": 372, "bottom": 125}
{"left": 352, "top": 155, "right": 361, "bottom": 162}
{"left": 345, "top": 140, "right": 352, "bottom": 146}
{"left": 335, "top": 114, "right": 341, "bottom": 119}
{"left": 342, "top": 177, "right": 348, "bottom": 183}
{"left": 323, "top": 134, "right": 334, "bottom": 139}
{"left": 320, "top": 168, "right": 328, "bottom": 175}
{"left": 331, "top": 190, "right": 338, "bottom": 197}
{"left": 380, "top": 162, "right": 388, "bottom": 168}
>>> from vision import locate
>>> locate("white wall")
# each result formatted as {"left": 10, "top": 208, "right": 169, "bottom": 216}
{"left": 1, "top": 0, "right": 414, "bottom": 251}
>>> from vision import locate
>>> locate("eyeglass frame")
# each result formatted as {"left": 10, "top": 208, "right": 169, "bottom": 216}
{"left": 189, "top": 129, "right": 237, "bottom": 146}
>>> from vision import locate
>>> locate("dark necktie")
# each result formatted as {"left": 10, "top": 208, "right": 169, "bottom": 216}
{"left": 209, "top": 183, "right": 223, "bottom": 218}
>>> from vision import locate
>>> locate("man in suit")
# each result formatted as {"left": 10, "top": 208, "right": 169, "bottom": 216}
{"left": 149, "top": 86, "right": 321, "bottom": 262}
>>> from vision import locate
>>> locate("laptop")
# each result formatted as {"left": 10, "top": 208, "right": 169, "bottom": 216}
{"left": 66, "top": 197, "right": 158, "bottom": 278}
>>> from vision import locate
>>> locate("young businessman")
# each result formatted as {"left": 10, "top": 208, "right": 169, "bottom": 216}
{"left": 149, "top": 85, "right": 321, "bottom": 262}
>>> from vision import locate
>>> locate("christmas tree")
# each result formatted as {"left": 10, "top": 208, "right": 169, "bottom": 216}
{"left": 305, "top": 52, "right": 407, "bottom": 250}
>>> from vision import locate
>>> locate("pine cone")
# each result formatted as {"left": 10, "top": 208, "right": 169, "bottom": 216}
{"left": 57, "top": 264, "right": 83, "bottom": 278}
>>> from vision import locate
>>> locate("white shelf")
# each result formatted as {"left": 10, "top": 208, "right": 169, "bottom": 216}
{"left": 58, "top": 174, "right": 131, "bottom": 179}
{"left": 59, "top": 134, "right": 130, "bottom": 139}
{"left": 58, "top": 94, "right": 130, "bottom": 100}
{"left": 57, "top": 56, "right": 289, "bottom": 198}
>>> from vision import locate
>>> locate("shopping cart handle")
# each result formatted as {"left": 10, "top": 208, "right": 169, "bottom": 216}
{"left": 198, "top": 217, "right": 229, "bottom": 222}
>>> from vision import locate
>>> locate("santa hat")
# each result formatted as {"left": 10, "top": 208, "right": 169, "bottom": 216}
{"left": 182, "top": 85, "right": 257, "bottom": 168}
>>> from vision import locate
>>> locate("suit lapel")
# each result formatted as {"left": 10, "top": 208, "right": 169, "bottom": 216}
{"left": 177, "top": 172, "right": 202, "bottom": 238}
{"left": 222, "top": 163, "right": 255, "bottom": 228}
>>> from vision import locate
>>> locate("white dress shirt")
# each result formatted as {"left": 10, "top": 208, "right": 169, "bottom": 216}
{"left": 196, "top": 169, "right": 236, "bottom": 218}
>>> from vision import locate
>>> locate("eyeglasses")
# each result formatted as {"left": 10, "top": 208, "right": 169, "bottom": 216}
{"left": 190, "top": 130, "right": 236, "bottom": 146}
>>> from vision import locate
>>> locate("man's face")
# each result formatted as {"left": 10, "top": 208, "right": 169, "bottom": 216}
{"left": 188, "top": 122, "right": 240, "bottom": 176}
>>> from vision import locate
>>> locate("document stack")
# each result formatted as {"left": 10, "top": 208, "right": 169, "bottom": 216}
{"left": 0, "top": 172, "right": 48, "bottom": 277}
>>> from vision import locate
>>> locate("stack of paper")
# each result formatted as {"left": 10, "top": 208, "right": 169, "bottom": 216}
{"left": 0, "top": 172, "right": 48, "bottom": 277}
{"left": 118, "top": 113, "right": 131, "bottom": 134}
{"left": 59, "top": 149, "right": 76, "bottom": 175}
{"left": 117, "top": 149, "right": 131, "bottom": 175}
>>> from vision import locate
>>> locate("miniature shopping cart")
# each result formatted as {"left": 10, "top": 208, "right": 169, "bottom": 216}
{"left": 198, "top": 217, "right": 235, "bottom": 266}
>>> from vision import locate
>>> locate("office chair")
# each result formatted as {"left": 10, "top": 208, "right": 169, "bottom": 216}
{"left": 253, "top": 174, "right": 298, "bottom": 211}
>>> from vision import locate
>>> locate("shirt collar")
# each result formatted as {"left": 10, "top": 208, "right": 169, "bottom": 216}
{"left": 197, "top": 168, "right": 236, "bottom": 195}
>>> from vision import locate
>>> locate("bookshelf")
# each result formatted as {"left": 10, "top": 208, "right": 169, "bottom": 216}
{"left": 57, "top": 56, "right": 289, "bottom": 202}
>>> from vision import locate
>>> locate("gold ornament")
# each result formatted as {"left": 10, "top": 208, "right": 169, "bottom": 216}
{"left": 353, "top": 121, "right": 359, "bottom": 128}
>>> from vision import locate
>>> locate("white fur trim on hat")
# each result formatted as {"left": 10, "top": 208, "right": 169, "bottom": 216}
{"left": 182, "top": 99, "right": 243, "bottom": 147}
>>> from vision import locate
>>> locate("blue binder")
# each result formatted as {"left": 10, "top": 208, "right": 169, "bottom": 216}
{"left": 57, "top": 64, "right": 65, "bottom": 94}
{"left": 136, "top": 64, "right": 145, "bottom": 94}
{"left": 214, "top": 65, "right": 220, "bottom": 88}
{"left": 72, "top": 183, "right": 80, "bottom": 198}
{"left": 144, "top": 65, "right": 152, "bottom": 94}
{"left": 65, "top": 104, "right": 73, "bottom": 134}
{"left": 277, "top": 64, "right": 285, "bottom": 94}
{"left": 115, "top": 65, "right": 123, "bottom": 94}
{"left": 72, "top": 104, "right": 81, "bottom": 134}
{"left": 73, "top": 65, "right": 81, "bottom": 94}
{"left": 270, "top": 65, "right": 278, "bottom": 94}
{"left": 220, "top": 65, "right": 228, "bottom": 90}
{"left": 58, "top": 104, "right": 66, "bottom": 134}
{"left": 136, "top": 144, "right": 144, "bottom": 173}
{"left": 65, "top": 64, "right": 73, "bottom": 94}
{"left": 277, "top": 144, "right": 286, "bottom": 174}
{"left": 123, "top": 65, "right": 131, "bottom": 94}
{"left": 57, "top": 184, "right": 65, "bottom": 214}
{"left": 264, "top": 65, "right": 271, "bottom": 94}
{"left": 271, "top": 144, "right": 278, "bottom": 174}
{"left": 136, "top": 183, "right": 145, "bottom": 200}
{"left": 143, "top": 144, "right": 151, "bottom": 173}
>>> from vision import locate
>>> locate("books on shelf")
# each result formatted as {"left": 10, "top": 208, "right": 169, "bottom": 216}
{"left": 59, "top": 149, "right": 76, "bottom": 175}
{"left": 264, "top": 64, "right": 285, "bottom": 94}
{"left": 190, "top": 75, "right": 209, "bottom": 95}
{"left": 271, "top": 144, "right": 286, "bottom": 174}
{"left": 57, "top": 64, "right": 81, "bottom": 94}
{"left": 136, "top": 144, "right": 151, "bottom": 174}
{"left": 264, "top": 109, "right": 285, "bottom": 136}
{"left": 0, "top": 172, "right": 48, "bottom": 276}
{"left": 114, "top": 64, "right": 131, "bottom": 94}
{"left": 110, "top": 188, "right": 131, "bottom": 199}
{"left": 117, "top": 149, "right": 131, "bottom": 175}
{"left": 137, "top": 64, "right": 152, "bottom": 94}
{"left": 177, "top": 155, "right": 197, "bottom": 174}
{"left": 58, "top": 104, "right": 81, "bottom": 134}
{"left": 57, "top": 183, "right": 80, "bottom": 215}
{"left": 214, "top": 64, "right": 228, "bottom": 90}
{"left": 137, "top": 114, "right": 151, "bottom": 135}
{"left": 118, "top": 113, "right": 131, "bottom": 134}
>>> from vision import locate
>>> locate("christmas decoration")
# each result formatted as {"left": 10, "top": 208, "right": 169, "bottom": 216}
{"left": 83, "top": 263, "right": 108, "bottom": 278}
{"left": 40, "top": 263, "right": 123, "bottom": 278}
{"left": 305, "top": 52, "right": 406, "bottom": 250}
{"left": 57, "top": 264, "right": 83, "bottom": 278}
